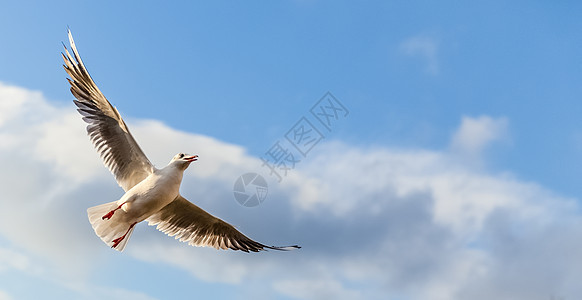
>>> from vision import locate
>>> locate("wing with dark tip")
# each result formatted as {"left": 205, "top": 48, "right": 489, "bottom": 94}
{"left": 147, "top": 195, "right": 301, "bottom": 252}
{"left": 62, "top": 30, "right": 154, "bottom": 191}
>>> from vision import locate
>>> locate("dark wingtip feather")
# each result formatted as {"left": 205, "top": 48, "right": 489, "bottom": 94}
{"left": 263, "top": 244, "right": 301, "bottom": 251}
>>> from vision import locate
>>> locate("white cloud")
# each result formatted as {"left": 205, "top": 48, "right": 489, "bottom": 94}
{"left": 450, "top": 115, "right": 509, "bottom": 157}
{"left": 129, "top": 242, "right": 253, "bottom": 285}
{"left": 0, "top": 290, "right": 12, "bottom": 300}
{"left": 400, "top": 35, "right": 440, "bottom": 75}
{"left": 0, "top": 247, "right": 35, "bottom": 273}
{"left": 0, "top": 83, "right": 159, "bottom": 299}
{"left": 1, "top": 82, "right": 582, "bottom": 299}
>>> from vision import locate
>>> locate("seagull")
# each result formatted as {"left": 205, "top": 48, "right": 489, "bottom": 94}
{"left": 62, "top": 30, "right": 300, "bottom": 252}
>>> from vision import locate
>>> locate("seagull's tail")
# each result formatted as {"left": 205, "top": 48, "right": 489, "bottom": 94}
{"left": 87, "top": 201, "right": 135, "bottom": 252}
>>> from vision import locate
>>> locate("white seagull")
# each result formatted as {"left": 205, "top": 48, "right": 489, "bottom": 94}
{"left": 62, "top": 30, "right": 300, "bottom": 252}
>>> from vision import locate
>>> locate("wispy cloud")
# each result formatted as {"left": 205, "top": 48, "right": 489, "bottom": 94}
{"left": 1, "top": 82, "right": 582, "bottom": 299}
{"left": 400, "top": 34, "right": 440, "bottom": 75}
{"left": 450, "top": 115, "right": 509, "bottom": 156}
{"left": 0, "top": 290, "right": 12, "bottom": 300}
{"left": 273, "top": 278, "right": 362, "bottom": 300}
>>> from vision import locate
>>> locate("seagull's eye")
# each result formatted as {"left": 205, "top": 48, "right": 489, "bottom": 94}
{"left": 179, "top": 153, "right": 184, "bottom": 158}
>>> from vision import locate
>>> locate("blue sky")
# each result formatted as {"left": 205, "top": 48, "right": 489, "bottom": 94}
{"left": 3, "top": 0, "right": 582, "bottom": 194}
{"left": 1, "top": 1, "right": 582, "bottom": 299}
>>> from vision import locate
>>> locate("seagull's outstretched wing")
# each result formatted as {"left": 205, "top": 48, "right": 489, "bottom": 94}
{"left": 62, "top": 30, "right": 154, "bottom": 191}
{"left": 147, "top": 195, "right": 301, "bottom": 252}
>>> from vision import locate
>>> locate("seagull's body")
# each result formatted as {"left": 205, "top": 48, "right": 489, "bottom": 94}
{"left": 114, "top": 162, "right": 186, "bottom": 223}
{"left": 87, "top": 154, "right": 195, "bottom": 250}
{"left": 62, "top": 30, "right": 299, "bottom": 252}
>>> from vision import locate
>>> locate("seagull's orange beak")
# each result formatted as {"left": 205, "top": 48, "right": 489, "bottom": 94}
{"left": 186, "top": 155, "right": 198, "bottom": 162}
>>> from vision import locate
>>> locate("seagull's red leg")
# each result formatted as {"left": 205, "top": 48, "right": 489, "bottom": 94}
{"left": 102, "top": 202, "right": 127, "bottom": 220}
{"left": 111, "top": 222, "right": 137, "bottom": 249}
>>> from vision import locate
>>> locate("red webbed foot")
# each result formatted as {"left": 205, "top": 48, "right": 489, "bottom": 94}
{"left": 111, "top": 222, "right": 137, "bottom": 249}
{"left": 102, "top": 202, "right": 126, "bottom": 220}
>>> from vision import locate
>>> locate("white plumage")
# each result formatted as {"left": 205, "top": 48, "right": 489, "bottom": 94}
{"left": 62, "top": 30, "right": 299, "bottom": 252}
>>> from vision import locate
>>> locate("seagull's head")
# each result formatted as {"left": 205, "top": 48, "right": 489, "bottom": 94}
{"left": 170, "top": 153, "right": 198, "bottom": 170}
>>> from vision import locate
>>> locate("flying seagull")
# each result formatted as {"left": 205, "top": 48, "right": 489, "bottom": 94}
{"left": 62, "top": 30, "right": 300, "bottom": 252}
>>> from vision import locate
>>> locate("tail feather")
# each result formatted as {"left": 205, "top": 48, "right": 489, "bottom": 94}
{"left": 87, "top": 201, "right": 135, "bottom": 252}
